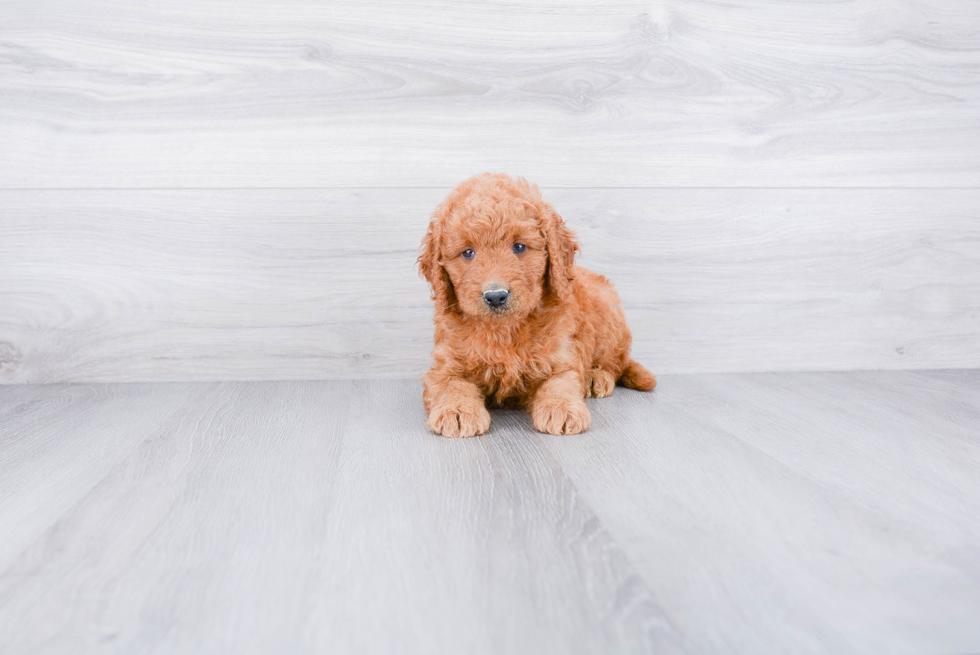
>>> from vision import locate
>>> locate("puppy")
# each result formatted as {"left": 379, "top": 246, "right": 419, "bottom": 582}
{"left": 418, "top": 173, "right": 656, "bottom": 437}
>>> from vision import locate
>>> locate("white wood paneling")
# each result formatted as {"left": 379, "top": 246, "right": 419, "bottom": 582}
{"left": 1, "top": 188, "right": 977, "bottom": 382}
{"left": 2, "top": 0, "right": 978, "bottom": 380}
{"left": 1, "top": 372, "right": 979, "bottom": 653}
{"left": 2, "top": 0, "right": 979, "bottom": 187}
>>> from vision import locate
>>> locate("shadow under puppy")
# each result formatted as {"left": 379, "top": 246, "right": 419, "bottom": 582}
{"left": 418, "top": 173, "right": 656, "bottom": 437}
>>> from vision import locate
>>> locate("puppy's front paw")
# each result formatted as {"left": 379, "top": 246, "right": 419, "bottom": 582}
{"left": 428, "top": 401, "right": 491, "bottom": 438}
{"left": 531, "top": 398, "right": 591, "bottom": 435}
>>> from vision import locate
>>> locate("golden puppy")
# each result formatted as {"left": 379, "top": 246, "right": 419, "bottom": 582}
{"left": 418, "top": 173, "right": 656, "bottom": 437}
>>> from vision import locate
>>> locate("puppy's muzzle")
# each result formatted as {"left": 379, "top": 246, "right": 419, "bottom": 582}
{"left": 483, "top": 287, "right": 511, "bottom": 310}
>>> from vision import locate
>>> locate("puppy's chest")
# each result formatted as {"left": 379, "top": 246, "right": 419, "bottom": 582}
{"left": 468, "top": 339, "right": 551, "bottom": 403}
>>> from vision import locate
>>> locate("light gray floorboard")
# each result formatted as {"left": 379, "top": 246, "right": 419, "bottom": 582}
{"left": 0, "top": 380, "right": 688, "bottom": 655}
{"left": 542, "top": 371, "right": 980, "bottom": 653}
{"left": 0, "top": 383, "right": 208, "bottom": 572}
{"left": 2, "top": 188, "right": 978, "bottom": 383}
{"left": 1, "top": 372, "right": 978, "bottom": 654}
{"left": 914, "top": 368, "right": 980, "bottom": 391}
{"left": 2, "top": 0, "right": 979, "bottom": 187}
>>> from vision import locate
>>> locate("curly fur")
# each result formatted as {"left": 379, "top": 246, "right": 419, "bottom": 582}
{"left": 418, "top": 173, "right": 656, "bottom": 437}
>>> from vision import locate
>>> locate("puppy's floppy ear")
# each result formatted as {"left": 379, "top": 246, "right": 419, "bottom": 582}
{"left": 540, "top": 203, "right": 579, "bottom": 302}
{"left": 417, "top": 202, "right": 458, "bottom": 313}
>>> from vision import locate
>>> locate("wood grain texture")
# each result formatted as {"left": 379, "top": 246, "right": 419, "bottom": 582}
{"left": 1, "top": 188, "right": 978, "bottom": 382}
{"left": 2, "top": 0, "right": 979, "bottom": 187}
{"left": 0, "top": 380, "right": 690, "bottom": 655}
{"left": 541, "top": 370, "right": 980, "bottom": 653}
{"left": 1, "top": 372, "right": 978, "bottom": 654}
{"left": 0, "top": 382, "right": 206, "bottom": 572}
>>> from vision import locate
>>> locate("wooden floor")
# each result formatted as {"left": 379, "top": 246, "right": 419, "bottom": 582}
{"left": 1, "top": 370, "right": 978, "bottom": 654}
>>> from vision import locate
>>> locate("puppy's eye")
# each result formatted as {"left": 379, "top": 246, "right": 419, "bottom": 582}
{"left": 461, "top": 249, "right": 475, "bottom": 259}
{"left": 512, "top": 243, "right": 527, "bottom": 254}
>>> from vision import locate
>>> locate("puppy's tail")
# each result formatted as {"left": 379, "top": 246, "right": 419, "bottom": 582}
{"left": 618, "top": 360, "right": 657, "bottom": 391}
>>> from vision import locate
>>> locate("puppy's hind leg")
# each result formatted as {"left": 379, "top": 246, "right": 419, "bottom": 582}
{"left": 586, "top": 367, "right": 616, "bottom": 398}
{"left": 618, "top": 359, "right": 657, "bottom": 391}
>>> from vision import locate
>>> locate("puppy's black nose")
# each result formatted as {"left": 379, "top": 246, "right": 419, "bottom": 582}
{"left": 483, "top": 289, "right": 510, "bottom": 309}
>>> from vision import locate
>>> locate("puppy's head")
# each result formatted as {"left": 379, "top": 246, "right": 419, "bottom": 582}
{"left": 418, "top": 173, "right": 578, "bottom": 321}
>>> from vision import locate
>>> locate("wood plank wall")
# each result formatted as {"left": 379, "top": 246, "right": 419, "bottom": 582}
{"left": 1, "top": 0, "right": 978, "bottom": 382}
